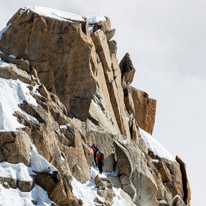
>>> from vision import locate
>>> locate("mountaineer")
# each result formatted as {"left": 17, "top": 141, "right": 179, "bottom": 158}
{"left": 96, "top": 150, "right": 105, "bottom": 174}
{"left": 90, "top": 144, "right": 99, "bottom": 166}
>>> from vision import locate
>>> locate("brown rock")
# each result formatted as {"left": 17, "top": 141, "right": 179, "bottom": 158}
{"left": 176, "top": 156, "right": 191, "bottom": 206}
{"left": 108, "top": 40, "right": 117, "bottom": 55}
{"left": 0, "top": 8, "right": 97, "bottom": 121}
{"left": 156, "top": 158, "right": 184, "bottom": 200}
{"left": 123, "top": 86, "right": 135, "bottom": 115}
{"left": 0, "top": 52, "right": 30, "bottom": 72}
{"left": 91, "top": 31, "right": 112, "bottom": 72}
{"left": 0, "top": 8, "right": 191, "bottom": 206}
{"left": 91, "top": 31, "right": 131, "bottom": 138}
{"left": 17, "top": 180, "right": 34, "bottom": 192}
{"left": 0, "top": 177, "right": 17, "bottom": 189}
{"left": 153, "top": 161, "right": 172, "bottom": 183}
{"left": 94, "top": 175, "right": 106, "bottom": 189}
{"left": 0, "top": 63, "right": 31, "bottom": 84}
{"left": 31, "top": 200, "right": 37, "bottom": 205}
{"left": 106, "top": 29, "right": 116, "bottom": 41}
{"left": 0, "top": 131, "right": 32, "bottom": 166}
{"left": 33, "top": 171, "right": 78, "bottom": 205}
{"left": 131, "top": 87, "right": 157, "bottom": 134}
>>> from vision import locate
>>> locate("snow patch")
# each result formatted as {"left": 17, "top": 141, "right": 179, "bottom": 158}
{"left": 0, "top": 78, "right": 38, "bottom": 131}
{"left": 72, "top": 177, "right": 100, "bottom": 206}
{"left": 0, "top": 162, "right": 32, "bottom": 182}
{"left": 30, "top": 145, "right": 57, "bottom": 174}
{"left": 0, "top": 23, "right": 11, "bottom": 40}
{"left": 113, "top": 188, "right": 136, "bottom": 206}
{"left": 72, "top": 167, "right": 135, "bottom": 206}
{"left": 86, "top": 15, "right": 106, "bottom": 24}
{"left": 0, "top": 59, "right": 9, "bottom": 67}
{"left": 0, "top": 184, "right": 53, "bottom": 206}
{"left": 61, "top": 155, "right": 65, "bottom": 161}
{"left": 26, "top": 6, "right": 84, "bottom": 22}
{"left": 0, "top": 51, "right": 17, "bottom": 59}
{"left": 60, "top": 124, "right": 71, "bottom": 129}
{"left": 139, "top": 128, "right": 175, "bottom": 161}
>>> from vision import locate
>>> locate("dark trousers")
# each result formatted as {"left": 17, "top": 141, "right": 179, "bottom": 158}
{"left": 94, "top": 151, "right": 97, "bottom": 166}
{"left": 98, "top": 161, "right": 103, "bottom": 173}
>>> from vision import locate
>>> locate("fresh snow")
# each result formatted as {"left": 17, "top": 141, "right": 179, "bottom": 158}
{"left": 72, "top": 167, "right": 135, "bottom": 206}
{"left": 26, "top": 6, "right": 84, "bottom": 22}
{"left": 60, "top": 124, "right": 71, "bottom": 129}
{"left": 0, "top": 58, "right": 9, "bottom": 67}
{"left": 139, "top": 128, "right": 175, "bottom": 161}
{"left": 0, "top": 162, "right": 32, "bottom": 182}
{"left": 30, "top": 145, "right": 58, "bottom": 174}
{"left": 0, "top": 78, "right": 38, "bottom": 131}
{"left": 0, "top": 23, "right": 11, "bottom": 40}
{"left": 0, "top": 51, "right": 17, "bottom": 59}
{"left": 0, "top": 184, "right": 53, "bottom": 206}
{"left": 86, "top": 15, "right": 106, "bottom": 33}
{"left": 72, "top": 177, "right": 103, "bottom": 206}
{"left": 86, "top": 15, "right": 106, "bottom": 24}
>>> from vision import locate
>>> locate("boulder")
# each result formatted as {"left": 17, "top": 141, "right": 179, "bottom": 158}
{"left": 33, "top": 172, "right": 78, "bottom": 206}
{"left": 94, "top": 175, "right": 106, "bottom": 189}
{"left": 131, "top": 87, "right": 157, "bottom": 135}
{"left": 0, "top": 131, "right": 32, "bottom": 166}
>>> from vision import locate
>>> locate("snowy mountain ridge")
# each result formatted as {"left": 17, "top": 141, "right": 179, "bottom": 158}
{"left": 0, "top": 6, "right": 191, "bottom": 206}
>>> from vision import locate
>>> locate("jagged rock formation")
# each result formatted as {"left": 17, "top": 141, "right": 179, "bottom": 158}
{"left": 0, "top": 7, "right": 191, "bottom": 206}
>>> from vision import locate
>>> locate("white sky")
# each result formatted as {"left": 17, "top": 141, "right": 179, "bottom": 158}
{"left": 0, "top": 0, "right": 205, "bottom": 205}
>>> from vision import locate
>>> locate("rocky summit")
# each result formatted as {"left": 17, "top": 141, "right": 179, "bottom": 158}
{"left": 0, "top": 6, "right": 191, "bottom": 206}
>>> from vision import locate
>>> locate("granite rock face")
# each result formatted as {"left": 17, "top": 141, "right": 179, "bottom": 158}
{"left": 0, "top": 7, "right": 191, "bottom": 206}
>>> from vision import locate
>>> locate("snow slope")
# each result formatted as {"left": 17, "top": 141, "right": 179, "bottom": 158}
{"left": 72, "top": 167, "right": 136, "bottom": 206}
{"left": 30, "top": 145, "right": 57, "bottom": 174}
{"left": 139, "top": 128, "right": 175, "bottom": 161}
{"left": 0, "top": 184, "right": 53, "bottom": 206}
{"left": 0, "top": 77, "right": 38, "bottom": 131}
{"left": 0, "top": 162, "right": 32, "bottom": 181}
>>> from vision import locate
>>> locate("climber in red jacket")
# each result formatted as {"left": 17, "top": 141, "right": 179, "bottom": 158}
{"left": 96, "top": 151, "right": 105, "bottom": 174}
{"left": 90, "top": 144, "right": 99, "bottom": 166}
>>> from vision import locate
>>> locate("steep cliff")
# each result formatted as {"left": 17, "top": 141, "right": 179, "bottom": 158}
{"left": 0, "top": 7, "right": 191, "bottom": 206}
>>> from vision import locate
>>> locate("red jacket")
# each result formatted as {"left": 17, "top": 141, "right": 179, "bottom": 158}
{"left": 91, "top": 145, "right": 96, "bottom": 152}
{"left": 96, "top": 152, "right": 105, "bottom": 161}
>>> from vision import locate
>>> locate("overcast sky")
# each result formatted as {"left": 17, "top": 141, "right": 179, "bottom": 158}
{"left": 1, "top": 0, "right": 205, "bottom": 205}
